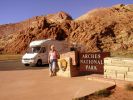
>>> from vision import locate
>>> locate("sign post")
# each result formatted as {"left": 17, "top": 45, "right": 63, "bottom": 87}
{"left": 79, "top": 52, "right": 110, "bottom": 74}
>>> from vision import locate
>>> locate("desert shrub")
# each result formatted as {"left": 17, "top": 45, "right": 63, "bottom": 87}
{"left": 125, "top": 83, "right": 133, "bottom": 91}
{"left": 94, "top": 89, "right": 111, "bottom": 97}
{"left": 72, "top": 96, "right": 88, "bottom": 100}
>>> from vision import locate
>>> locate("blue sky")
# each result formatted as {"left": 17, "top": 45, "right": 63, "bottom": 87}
{"left": 0, "top": 0, "right": 133, "bottom": 24}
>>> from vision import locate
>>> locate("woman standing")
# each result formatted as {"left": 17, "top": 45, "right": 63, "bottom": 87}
{"left": 48, "top": 45, "right": 59, "bottom": 77}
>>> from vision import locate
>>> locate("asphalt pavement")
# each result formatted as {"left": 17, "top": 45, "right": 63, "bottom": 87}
{"left": 0, "top": 60, "right": 47, "bottom": 71}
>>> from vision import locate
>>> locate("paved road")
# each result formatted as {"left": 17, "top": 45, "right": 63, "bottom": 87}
{"left": 0, "top": 60, "right": 48, "bottom": 71}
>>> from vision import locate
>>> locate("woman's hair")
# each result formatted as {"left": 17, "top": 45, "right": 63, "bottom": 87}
{"left": 50, "top": 45, "right": 55, "bottom": 50}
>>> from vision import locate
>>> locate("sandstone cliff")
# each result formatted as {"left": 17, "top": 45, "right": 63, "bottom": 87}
{"left": 0, "top": 12, "right": 72, "bottom": 53}
{"left": 0, "top": 4, "right": 133, "bottom": 54}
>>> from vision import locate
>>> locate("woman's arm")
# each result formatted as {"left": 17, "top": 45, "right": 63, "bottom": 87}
{"left": 48, "top": 52, "right": 50, "bottom": 63}
{"left": 56, "top": 50, "right": 60, "bottom": 59}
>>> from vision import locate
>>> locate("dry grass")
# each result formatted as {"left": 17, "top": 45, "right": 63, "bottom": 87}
{"left": 0, "top": 55, "right": 22, "bottom": 61}
{"left": 111, "top": 50, "right": 133, "bottom": 58}
{"left": 72, "top": 96, "right": 88, "bottom": 100}
{"left": 94, "top": 89, "right": 112, "bottom": 97}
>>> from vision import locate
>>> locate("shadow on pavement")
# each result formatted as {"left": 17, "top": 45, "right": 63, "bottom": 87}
{"left": 0, "top": 60, "right": 48, "bottom": 71}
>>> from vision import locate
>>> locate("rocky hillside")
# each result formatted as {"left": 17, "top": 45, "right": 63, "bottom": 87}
{"left": 0, "top": 4, "right": 133, "bottom": 54}
{"left": 71, "top": 4, "right": 133, "bottom": 52}
{"left": 0, "top": 12, "right": 73, "bottom": 53}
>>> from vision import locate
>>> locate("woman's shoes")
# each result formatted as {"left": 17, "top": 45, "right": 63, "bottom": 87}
{"left": 49, "top": 73, "right": 56, "bottom": 77}
{"left": 49, "top": 73, "right": 52, "bottom": 77}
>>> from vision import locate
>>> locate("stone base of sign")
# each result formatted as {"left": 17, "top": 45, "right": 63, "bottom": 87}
{"left": 60, "top": 51, "right": 78, "bottom": 66}
{"left": 57, "top": 57, "right": 79, "bottom": 77}
{"left": 104, "top": 57, "right": 133, "bottom": 82}
{"left": 125, "top": 78, "right": 133, "bottom": 81}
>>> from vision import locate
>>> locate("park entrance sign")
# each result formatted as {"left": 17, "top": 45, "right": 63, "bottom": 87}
{"left": 79, "top": 52, "right": 110, "bottom": 74}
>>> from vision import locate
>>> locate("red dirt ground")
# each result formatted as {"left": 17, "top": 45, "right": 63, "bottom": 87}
{"left": 89, "top": 86, "right": 133, "bottom": 100}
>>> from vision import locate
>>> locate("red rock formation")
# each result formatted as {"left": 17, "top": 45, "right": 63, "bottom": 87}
{"left": 0, "top": 4, "right": 133, "bottom": 54}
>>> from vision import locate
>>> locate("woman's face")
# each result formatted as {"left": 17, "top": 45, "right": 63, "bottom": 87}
{"left": 51, "top": 46, "right": 55, "bottom": 51}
